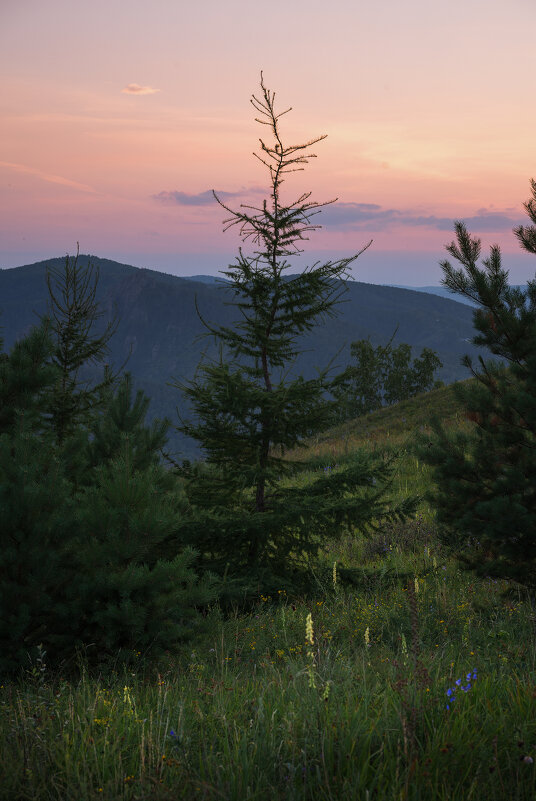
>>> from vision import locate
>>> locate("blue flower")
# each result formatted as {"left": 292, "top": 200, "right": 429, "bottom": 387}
{"left": 446, "top": 668, "right": 477, "bottom": 709}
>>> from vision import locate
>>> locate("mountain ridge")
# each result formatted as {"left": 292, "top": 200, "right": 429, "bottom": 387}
{"left": 0, "top": 255, "right": 482, "bottom": 459}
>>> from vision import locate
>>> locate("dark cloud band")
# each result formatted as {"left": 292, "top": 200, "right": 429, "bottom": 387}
{"left": 318, "top": 202, "right": 524, "bottom": 233}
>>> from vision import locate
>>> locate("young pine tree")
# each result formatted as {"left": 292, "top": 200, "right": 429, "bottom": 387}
{"left": 0, "top": 423, "right": 75, "bottom": 673}
{"left": 0, "top": 297, "right": 214, "bottom": 674}
{"left": 44, "top": 245, "right": 120, "bottom": 445}
{"left": 66, "top": 384, "right": 215, "bottom": 664}
{"left": 0, "top": 322, "right": 77, "bottom": 673}
{"left": 0, "top": 319, "right": 59, "bottom": 435}
{"left": 84, "top": 371, "right": 170, "bottom": 476}
{"left": 417, "top": 179, "right": 536, "bottom": 590}
{"left": 173, "top": 75, "right": 415, "bottom": 595}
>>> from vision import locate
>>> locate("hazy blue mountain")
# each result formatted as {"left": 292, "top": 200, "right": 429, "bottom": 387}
{"left": 390, "top": 284, "right": 529, "bottom": 306}
{"left": 389, "top": 285, "right": 476, "bottom": 306}
{"left": 1, "top": 256, "right": 484, "bottom": 460}
{"left": 184, "top": 274, "right": 228, "bottom": 285}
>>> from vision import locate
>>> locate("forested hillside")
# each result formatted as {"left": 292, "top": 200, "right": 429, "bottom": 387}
{"left": 0, "top": 256, "right": 480, "bottom": 458}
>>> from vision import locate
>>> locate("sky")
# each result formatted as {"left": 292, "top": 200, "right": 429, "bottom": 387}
{"left": 1, "top": 0, "right": 536, "bottom": 285}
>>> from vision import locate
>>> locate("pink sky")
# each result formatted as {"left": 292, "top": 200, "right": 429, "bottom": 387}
{"left": 1, "top": 0, "right": 536, "bottom": 284}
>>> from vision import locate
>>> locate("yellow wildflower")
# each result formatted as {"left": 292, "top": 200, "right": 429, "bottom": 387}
{"left": 305, "top": 613, "right": 314, "bottom": 646}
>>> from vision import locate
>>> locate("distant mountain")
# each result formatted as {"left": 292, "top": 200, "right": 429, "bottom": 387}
{"left": 184, "top": 274, "right": 227, "bottom": 285}
{"left": 389, "top": 285, "right": 476, "bottom": 306}
{"left": 390, "top": 283, "right": 529, "bottom": 306}
{"left": 0, "top": 256, "right": 484, "bottom": 460}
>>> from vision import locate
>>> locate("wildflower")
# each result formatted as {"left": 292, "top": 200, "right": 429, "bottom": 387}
{"left": 522, "top": 756, "right": 534, "bottom": 764}
{"left": 364, "top": 627, "right": 370, "bottom": 648}
{"left": 333, "top": 561, "right": 337, "bottom": 589}
{"left": 446, "top": 669, "right": 477, "bottom": 709}
{"left": 446, "top": 688, "right": 456, "bottom": 711}
{"left": 414, "top": 577, "right": 419, "bottom": 595}
{"left": 305, "top": 613, "right": 316, "bottom": 688}
{"left": 305, "top": 613, "right": 314, "bottom": 646}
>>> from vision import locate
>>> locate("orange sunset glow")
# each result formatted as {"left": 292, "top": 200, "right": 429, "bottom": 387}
{"left": 1, "top": 0, "right": 536, "bottom": 284}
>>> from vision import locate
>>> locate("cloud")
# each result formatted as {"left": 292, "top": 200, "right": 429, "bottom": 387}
{"left": 121, "top": 83, "right": 160, "bottom": 95}
{"left": 152, "top": 188, "right": 264, "bottom": 206}
{"left": 151, "top": 192, "right": 525, "bottom": 234}
{"left": 410, "top": 212, "right": 523, "bottom": 232}
{"left": 319, "top": 202, "right": 402, "bottom": 228}
{"left": 318, "top": 202, "right": 524, "bottom": 233}
{"left": 0, "top": 161, "right": 96, "bottom": 193}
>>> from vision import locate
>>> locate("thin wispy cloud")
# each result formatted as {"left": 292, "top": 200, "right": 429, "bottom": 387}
{"left": 153, "top": 188, "right": 265, "bottom": 206}
{"left": 121, "top": 83, "right": 160, "bottom": 95}
{"left": 319, "top": 202, "right": 524, "bottom": 233}
{"left": 0, "top": 161, "right": 96, "bottom": 193}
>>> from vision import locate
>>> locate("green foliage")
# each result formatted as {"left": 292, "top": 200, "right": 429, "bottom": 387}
{"left": 44, "top": 245, "right": 120, "bottom": 444}
{"left": 60, "top": 376, "right": 216, "bottom": 664}
{"left": 85, "top": 371, "right": 170, "bottom": 473}
{"left": 175, "top": 452, "right": 414, "bottom": 599}
{"left": 3, "top": 521, "right": 536, "bottom": 801}
{"left": 417, "top": 179, "right": 536, "bottom": 590}
{"left": 0, "top": 423, "right": 75, "bottom": 673}
{"left": 4, "top": 332, "right": 536, "bottom": 798}
{"left": 173, "top": 76, "right": 414, "bottom": 595}
{"left": 0, "top": 266, "right": 216, "bottom": 674}
{"left": 0, "top": 319, "right": 58, "bottom": 434}
{"left": 331, "top": 335, "right": 442, "bottom": 422}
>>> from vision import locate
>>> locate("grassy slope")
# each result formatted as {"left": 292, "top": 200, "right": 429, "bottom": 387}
{"left": 291, "top": 379, "right": 469, "bottom": 459}
{"left": 286, "top": 379, "right": 471, "bottom": 514}
{"left": 2, "top": 384, "right": 536, "bottom": 801}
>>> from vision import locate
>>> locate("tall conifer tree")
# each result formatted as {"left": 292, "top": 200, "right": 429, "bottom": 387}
{"left": 173, "top": 75, "right": 415, "bottom": 594}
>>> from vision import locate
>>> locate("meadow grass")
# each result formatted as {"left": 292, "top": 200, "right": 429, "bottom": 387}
{"left": 2, "top": 384, "right": 536, "bottom": 800}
